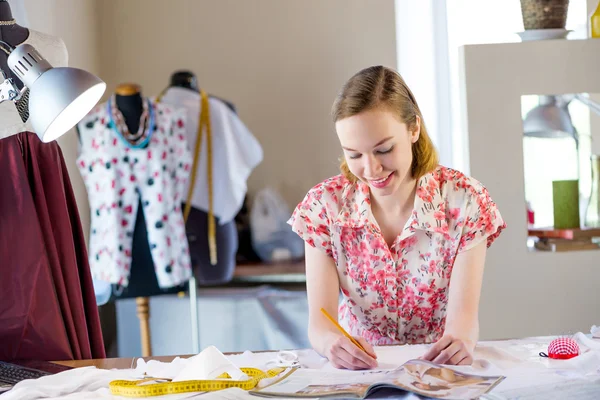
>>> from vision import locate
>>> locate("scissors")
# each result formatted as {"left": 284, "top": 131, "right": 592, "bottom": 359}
{"left": 266, "top": 351, "right": 302, "bottom": 368}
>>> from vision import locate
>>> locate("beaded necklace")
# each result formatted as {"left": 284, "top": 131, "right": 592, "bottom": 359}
{"left": 107, "top": 95, "right": 155, "bottom": 148}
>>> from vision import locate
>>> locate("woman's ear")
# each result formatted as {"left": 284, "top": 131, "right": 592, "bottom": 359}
{"left": 411, "top": 116, "right": 421, "bottom": 143}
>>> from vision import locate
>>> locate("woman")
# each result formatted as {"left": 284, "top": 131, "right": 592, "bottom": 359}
{"left": 288, "top": 66, "right": 505, "bottom": 370}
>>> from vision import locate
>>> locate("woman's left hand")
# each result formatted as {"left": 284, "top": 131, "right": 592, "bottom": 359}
{"left": 420, "top": 334, "right": 475, "bottom": 365}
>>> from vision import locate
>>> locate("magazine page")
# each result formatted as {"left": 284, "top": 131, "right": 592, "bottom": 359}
{"left": 251, "top": 368, "right": 390, "bottom": 398}
{"left": 251, "top": 359, "right": 505, "bottom": 399}
{"left": 372, "top": 359, "right": 505, "bottom": 400}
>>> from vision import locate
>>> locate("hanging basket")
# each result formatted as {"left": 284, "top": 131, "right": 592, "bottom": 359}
{"left": 520, "top": 0, "right": 570, "bottom": 30}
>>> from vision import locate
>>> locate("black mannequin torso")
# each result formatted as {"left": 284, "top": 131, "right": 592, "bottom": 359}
{"left": 0, "top": 1, "right": 28, "bottom": 90}
{"left": 115, "top": 92, "right": 143, "bottom": 134}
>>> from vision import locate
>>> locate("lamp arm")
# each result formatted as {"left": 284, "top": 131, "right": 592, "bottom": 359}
{"left": 0, "top": 40, "right": 25, "bottom": 104}
{"left": 0, "top": 70, "right": 25, "bottom": 104}
{"left": 0, "top": 39, "right": 14, "bottom": 52}
{"left": 574, "top": 94, "right": 600, "bottom": 116}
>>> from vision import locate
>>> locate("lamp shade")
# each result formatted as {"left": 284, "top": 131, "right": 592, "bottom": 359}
{"left": 7, "top": 43, "right": 106, "bottom": 143}
{"left": 523, "top": 95, "right": 575, "bottom": 140}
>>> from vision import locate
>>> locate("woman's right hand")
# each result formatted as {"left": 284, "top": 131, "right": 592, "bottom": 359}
{"left": 324, "top": 335, "right": 379, "bottom": 370}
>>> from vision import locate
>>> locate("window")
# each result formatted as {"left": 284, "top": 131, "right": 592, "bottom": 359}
{"left": 395, "top": 1, "right": 591, "bottom": 228}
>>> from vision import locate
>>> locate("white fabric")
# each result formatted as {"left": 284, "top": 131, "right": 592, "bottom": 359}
{"left": 160, "top": 87, "right": 263, "bottom": 224}
{"left": 3, "top": 334, "right": 600, "bottom": 399}
{"left": 0, "top": 367, "right": 202, "bottom": 400}
{"left": 0, "top": 29, "right": 68, "bottom": 140}
{"left": 172, "top": 346, "right": 247, "bottom": 382}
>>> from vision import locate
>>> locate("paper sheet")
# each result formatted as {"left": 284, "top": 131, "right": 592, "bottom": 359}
{"left": 492, "top": 380, "right": 600, "bottom": 400}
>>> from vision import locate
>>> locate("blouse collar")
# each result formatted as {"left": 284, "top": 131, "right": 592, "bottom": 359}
{"left": 334, "top": 168, "right": 449, "bottom": 235}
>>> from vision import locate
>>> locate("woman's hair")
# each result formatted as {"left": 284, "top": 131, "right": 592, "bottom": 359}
{"left": 332, "top": 65, "right": 438, "bottom": 182}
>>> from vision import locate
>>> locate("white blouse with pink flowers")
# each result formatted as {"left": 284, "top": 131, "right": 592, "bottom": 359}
{"left": 288, "top": 165, "right": 506, "bottom": 346}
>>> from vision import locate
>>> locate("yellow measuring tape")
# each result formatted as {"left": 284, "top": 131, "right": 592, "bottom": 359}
{"left": 155, "top": 87, "right": 217, "bottom": 266}
{"left": 109, "top": 367, "right": 288, "bottom": 398}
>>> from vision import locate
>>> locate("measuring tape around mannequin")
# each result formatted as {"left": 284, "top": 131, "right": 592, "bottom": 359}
{"left": 156, "top": 88, "right": 217, "bottom": 265}
{"left": 109, "top": 367, "right": 289, "bottom": 397}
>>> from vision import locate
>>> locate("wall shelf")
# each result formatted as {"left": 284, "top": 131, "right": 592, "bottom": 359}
{"left": 459, "top": 37, "right": 600, "bottom": 339}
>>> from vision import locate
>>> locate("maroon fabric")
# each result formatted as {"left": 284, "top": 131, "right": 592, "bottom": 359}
{"left": 0, "top": 132, "right": 105, "bottom": 361}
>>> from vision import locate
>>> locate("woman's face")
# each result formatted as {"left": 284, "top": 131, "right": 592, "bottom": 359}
{"left": 336, "top": 107, "right": 420, "bottom": 197}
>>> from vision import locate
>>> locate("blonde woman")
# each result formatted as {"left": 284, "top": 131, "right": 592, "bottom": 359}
{"left": 288, "top": 66, "right": 505, "bottom": 370}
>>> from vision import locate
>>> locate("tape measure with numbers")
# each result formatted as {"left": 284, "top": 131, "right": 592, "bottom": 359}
{"left": 109, "top": 367, "right": 289, "bottom": 398}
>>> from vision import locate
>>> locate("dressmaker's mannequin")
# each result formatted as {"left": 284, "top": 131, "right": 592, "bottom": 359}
{"left": 0, "top": 0, "right": 104, "bottom": 361}
{"left": 0, "top": 0, "right": 27, "bottom": 91}
{"left": 110, "top": 83, "right": 188, "bottom": 357}
{"left": 0, "top": 0, "right": 68, "bottom": 139}
{"left": 162, "top": 72, "right": 243, "bottom": 285}
{"left": 168, "top": 70, "right": 261, "bottom": 265}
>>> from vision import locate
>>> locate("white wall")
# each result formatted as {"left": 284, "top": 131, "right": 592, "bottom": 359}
{"left": 25, "top": 0, "right": 101, "bottom": 242}
{"left": 96, "top": 0, "right": 397, "bottom": 209}
{"left": 459, "top": 38, "right": 600, "bottom": 340}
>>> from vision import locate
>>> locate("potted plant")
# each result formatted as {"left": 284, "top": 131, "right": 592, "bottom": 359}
{"left": 520, "top": 0, "right": 570, "bottom": 30}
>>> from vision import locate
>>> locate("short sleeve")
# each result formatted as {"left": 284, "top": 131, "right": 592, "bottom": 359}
{"left": 458, "top": 181, "right": 506, "bottom": 253}
{"left": 287, "top": 186, "right": 334, "bottom": 258}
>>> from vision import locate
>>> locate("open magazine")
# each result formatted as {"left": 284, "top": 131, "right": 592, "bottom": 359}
{"left": 250, "top": 359, "right": 505, "bottom": 399}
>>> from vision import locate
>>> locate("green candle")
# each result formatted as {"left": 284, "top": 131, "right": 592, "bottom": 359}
{"left": 553, "top": 180, "right": 580, "bottom": 229}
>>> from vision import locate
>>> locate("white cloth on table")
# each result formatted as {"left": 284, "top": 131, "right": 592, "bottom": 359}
{"left": 0, "top": 367, "right": 131, "bottom": 400}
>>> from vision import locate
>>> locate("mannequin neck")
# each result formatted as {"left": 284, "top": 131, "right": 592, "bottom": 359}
{"left": 0, "top": 1, "right": 28, "bottom": 46}
{"left": 115, "top": 93, "right": 143, "bottom": 133}
{"left": 170, "top": 71, "right": 199, "bottom": 92}
{"left": 0, "top": 2, "right": 13, "bottom": 21}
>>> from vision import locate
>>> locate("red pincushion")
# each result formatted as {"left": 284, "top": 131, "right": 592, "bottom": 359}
{"left": 541, "top": 337, "right": 580, "bottom": 360}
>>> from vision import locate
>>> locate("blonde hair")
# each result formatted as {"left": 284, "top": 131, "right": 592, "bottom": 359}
{"left": 332, "top": 65, "right": 438, "bottom": 182}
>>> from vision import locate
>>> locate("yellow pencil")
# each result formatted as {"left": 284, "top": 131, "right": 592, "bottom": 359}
{"left": 320, "top": 307, "right": 369, "bottom": 354}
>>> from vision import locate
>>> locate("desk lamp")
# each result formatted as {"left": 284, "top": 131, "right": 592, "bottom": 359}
{"left": 523, "top": 94, "right": 600, "bottom": 146}
{"left": 0, "top": 41, "right": 106, "bottom": 142}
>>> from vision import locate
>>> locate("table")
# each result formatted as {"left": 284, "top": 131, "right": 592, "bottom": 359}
{"left": 53, "top": 355, "right": 191, "bottom": 370}
{"left": 44, "top": 338, "right": 600, "bottom": 400}
{"left": 230, "top": 259, "right": 305, "bottom": 284}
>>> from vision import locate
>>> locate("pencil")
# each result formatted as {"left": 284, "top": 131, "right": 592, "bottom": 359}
{"left": 320, "top": 307, "right": 369, "bottom": 354}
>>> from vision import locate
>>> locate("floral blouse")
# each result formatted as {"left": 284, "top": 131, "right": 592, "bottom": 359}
{"left": 288, "top": 165, "right": 506, "bottom": 345}
{"left": 77, "top": 100, "right": 193, "bottom": 289}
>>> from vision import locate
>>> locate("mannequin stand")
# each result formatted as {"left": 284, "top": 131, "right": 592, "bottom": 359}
{"left": 189, "top": 276, "right": 199, "bottom": 354}
{"left": 134, "top": 281, "right": 198, "bottom": 357}
{"left": 135, "top": 297, "right": 152, "bottom": 357}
